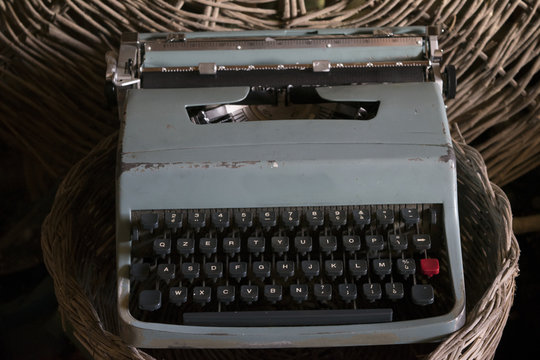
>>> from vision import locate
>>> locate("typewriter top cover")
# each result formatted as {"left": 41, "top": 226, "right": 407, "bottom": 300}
{"left": 110, "top": 26, "right": 465, "bottom": 348}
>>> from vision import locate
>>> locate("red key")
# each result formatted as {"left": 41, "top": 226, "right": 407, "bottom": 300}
{"left": 420, "top": 258, "right": 439, "bottom": 277}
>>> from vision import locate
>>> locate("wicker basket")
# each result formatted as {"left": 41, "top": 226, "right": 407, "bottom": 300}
{"left": 41, "top": 133, "right": 519, "bottom": 360}
{"left": 1, "top": 0, "right": 539, "bottom": 190}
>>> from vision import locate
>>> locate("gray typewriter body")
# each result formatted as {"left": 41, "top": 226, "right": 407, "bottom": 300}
{"left": 111, "top": 27, "right": 465, "bottom": 348}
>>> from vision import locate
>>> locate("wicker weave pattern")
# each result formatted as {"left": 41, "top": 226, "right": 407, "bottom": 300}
{"left": 41, "top": 133, "right": 519, "bottom": 359}
{"left": 1, "top": 0, "right": 539, "bottom": 188}
{"left": 2, "top": 1, "right": 523, "bottom": 357}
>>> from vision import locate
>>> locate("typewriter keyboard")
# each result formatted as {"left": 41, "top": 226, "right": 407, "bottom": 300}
{"left": 128, "top": 205, "right": 454, "bottom": 326}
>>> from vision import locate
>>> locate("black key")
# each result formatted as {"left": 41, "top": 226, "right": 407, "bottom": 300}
{"left": 353, "top": 208, "right": 371, "bottom": 226}
{"left": 140, "top": 213, "right": 159, "bottom": 232}
{"left": 130, "top": 263, "right": 150, "bottom": 281}
{"left": 343, "top": 235, "right": 361, "bottom": 252}
{"left": 385, "top": 282, "right": 404, "bottom": 300}
{"left": 183, "top": 309, "right": 393, "bottom": 326}
{"left": 188, "top": 210, "right": 206, "bottom": 229}
{"left": 211, "top": 210, "right": 230, "bottom": 230}
{"left": 217, "top": 285, "right": 235, "bottom": 304}
{"left": 294, "top": 236, "right": 312, "bottom": 255}
{"left": 290, "top": 284, "right": 308, "bottom": 302}
{"left": 229, "top": 262, "right": 247, "bottom": 281}
{"left": 389, "top": 234, "right": 408, "bottom": 251}
{"left": 329, "top": 209, "right": 347, "bottom": 227}
{"left": 306, "top": 209, "right": 324, "bottom": 227}
{"left": 413, "top": 234, "right": 431, "bottom": 251}
{"left": 193, "top": 286, "right": 212, "bottom": 304}
{"left": 325, "top": 260, "right": 343, "bottom": 278}
{"left": 204, "top": 262, "right": 223, "bottom": 279}
{"left": 319, "top": 236, "right": 337, "bottom": 254}
{"left": 169, "top": 286, "right": 188, "bottom": 305}
{"left": 259, "top": 210, "right": 276, "bottom": 228}
{"left": 223, "top": 237, "right": 241, "bottom": 255}
{"left": 282, "top": 210, "right": 300, "bottom": 227}
{"left": 301, "top": 260, "right": 320, "bottom": 278}
{"left": 240, "top": 285, "right": 258, "bottom": 303}
{"left": 411, "top": 284, "right": 434, "bottom": 305}
{"left": 363, "top": 283, "right": 382, "bottom": 301}
{"left": 338, "top": 283, "right": 357, "bottom": 302}
{"left": 276, "top": 261, "right": 295, "bottom": 278}
{"left": 247, "top": 237, "right": 265, "bottom": 254}
{"left": 396, "top": 258, "right": 416, "bottom": 276}
{"left": 376, "top": 209, "right": 394, "bottom": 225}
{"left": 153, "top": 238, "right": 171, "bottom": 256}
{"left": 253, "top": 261, "right": 271, "bottom": 279}
{"left": 264, "top": 285, "right": 283, "bottom": 303}
{"left": 164, "top": 212, "right": 182, "bottom": 231}
{"left": 401, "top": 208, "right": 419, "bottom": 225}
{"left": 177, "top": 238, "right": 195, "bottom": 257}
{"left": 139, "top": 290, "right": 161, "bottom": 311}
{"left": 348, "top": 259, "right": 367, "bottom": 279}
{"left": 235, "top": 210, "right": 253, "bottom": 228}
{"left": 366, "top": 235, "right": 384, "bottom": 252}
{"left": 372, "top": 258, "right": 392, "bottom": 278}
{"left": 271, "top": 236, "right": 289, "bottom": 254}
{"left": 181, "top": 262, "right": 200, "bottom": 279}
{"left": 314, "top": 284, "right": 332, "bottom": 301}
{"left": 199, "top": 237, "right": 217, "bottom": 257}
{"left": 157, "top": 263, "right": 175, "bottom": 280}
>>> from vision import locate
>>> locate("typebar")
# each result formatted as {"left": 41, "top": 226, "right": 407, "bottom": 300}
{"left": 183, "top": 309, "right": 393, "bottom": 327}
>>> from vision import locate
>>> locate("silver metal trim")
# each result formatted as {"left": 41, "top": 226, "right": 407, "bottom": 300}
{"left": 312, "top": 60, "right": 331, "bottom": 72}
{"left": 198, "top": 63, "right": 217, "bottom": 75}
{"left": 144, "top": 36, "right": 424, "bottom": 52}
{"left": 115, "top": 43, "right": 140, "bottom": 88}
{"left": 142, "top": 60, "right": 430, "bottom": 73}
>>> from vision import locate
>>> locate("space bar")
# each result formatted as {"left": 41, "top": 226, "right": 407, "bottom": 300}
{"left": 183, "top": 309, "right": 393, "bottom": 326}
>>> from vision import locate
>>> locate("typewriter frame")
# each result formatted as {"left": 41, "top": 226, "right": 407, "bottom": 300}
{"left": 112, "top": 27, "right": 465, "bottom": 348}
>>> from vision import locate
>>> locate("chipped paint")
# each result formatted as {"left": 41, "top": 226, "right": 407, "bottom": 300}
{"left": 121, "top": 159, "right": 274, "bottom": 172}
{"left": 439, "top": 145, "right": 455, "bottom": 163}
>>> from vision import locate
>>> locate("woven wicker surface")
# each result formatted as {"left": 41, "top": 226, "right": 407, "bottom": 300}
{"left": 1, "top": 0, "right": 539, "bottom": 189}
{"left": 1, "top": 0, "right": 525, "bottom": 357}
{"left": 41, "top": 133, "right": 519, "bottom": 360}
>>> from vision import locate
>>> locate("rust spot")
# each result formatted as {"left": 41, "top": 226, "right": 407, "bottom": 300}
{"left": 121, "top": 162, "right": 165, "bottom": 172}
{"left": 121, "top": 160, "right": 264, "bottom": 172}
{"left": 217, "top": 160, "right": 259, "bottom": 168}
{"left": 439, "top": 145, "right": 455, "bottom": 163}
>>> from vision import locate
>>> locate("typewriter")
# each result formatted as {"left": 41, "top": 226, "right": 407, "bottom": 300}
{"left": 108, "top": 26, "right": 465, "bottom": 348}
